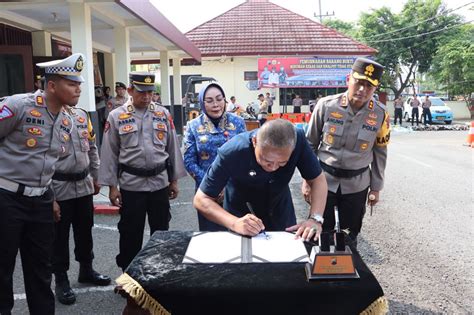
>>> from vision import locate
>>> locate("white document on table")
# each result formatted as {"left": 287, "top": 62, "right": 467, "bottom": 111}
{"left": 182, "top": 231, "right": 309, "bottom": 264}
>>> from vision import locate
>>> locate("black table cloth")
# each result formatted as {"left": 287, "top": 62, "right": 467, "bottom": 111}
{"left": 116, "top": 231, "right": 387, "bottom": 315}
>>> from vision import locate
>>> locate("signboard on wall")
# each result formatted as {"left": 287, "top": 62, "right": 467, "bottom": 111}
{"left": 257, "top": 57, "right": 359, "bottom": 88}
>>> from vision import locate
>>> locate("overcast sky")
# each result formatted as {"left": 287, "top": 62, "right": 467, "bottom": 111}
{"left": 151, "top": 0, "right": 473, "bottom": 33}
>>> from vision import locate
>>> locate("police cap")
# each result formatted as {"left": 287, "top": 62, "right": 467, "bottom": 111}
{"left": 351, "top": 57, "right": 384, "bottom": 87}
{"left": 129, "top": 72, "right": 155, "bottom": 92}
{"left": 115, "top": 81, "right": 126, "bottom": 89}
{"left": 36, "top": 53, "right": 85, "bottom": 83}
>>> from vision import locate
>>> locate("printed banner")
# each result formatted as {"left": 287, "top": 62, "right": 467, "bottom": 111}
{"left": 257, "top": 57, "right": 358, "bottom": 88}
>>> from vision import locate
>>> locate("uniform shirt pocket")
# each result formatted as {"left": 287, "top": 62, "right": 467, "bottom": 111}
{"left": 355, "top": 129, "right": 376, "bottom": 152}
{"left": 322, "top": 123, "right": 344, "bottom": 148}
{"left": 119, "top": 124, "right": 139, "bottom": 148}
{"left": 152, "top": 121, "right": 168, "bottom": 146}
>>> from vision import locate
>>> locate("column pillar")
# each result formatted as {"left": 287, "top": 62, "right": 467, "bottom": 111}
{"left": 114, "top": 26, "right": 130, "bottom": 87}
{"left": 31, "top": 31, "right": 52, "bottom": 56}
{"left": 172, "top": 57, "right": 182, "bottom": 105}
{"left": 160, "top": 51, "right": 170, "bottom": 105}
{"left": 69, "top": 2, "right": 94, "bottom": 112}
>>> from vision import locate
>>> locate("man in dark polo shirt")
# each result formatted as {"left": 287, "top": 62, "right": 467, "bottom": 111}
{"left": 193, "top": 119, "right": 327, "bottom": 240}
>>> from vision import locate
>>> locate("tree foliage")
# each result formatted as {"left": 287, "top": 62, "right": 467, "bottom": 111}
{"left": 431, "top": 24, "right": 474, "bottom": 104}
{"left": 322, "top": 19, "right": 357, "bottom": 38}
{"left": 357, "top": 0, "right": 462, "bottom": 97}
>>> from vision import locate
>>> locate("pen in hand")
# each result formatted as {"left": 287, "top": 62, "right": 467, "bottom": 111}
{"left": 245, "top": 202, "right": 268, "bottom": 238}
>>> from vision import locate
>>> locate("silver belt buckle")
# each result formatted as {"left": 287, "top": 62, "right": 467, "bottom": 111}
{"left": 23, "top": 186, "right": 48, "bottom": 197}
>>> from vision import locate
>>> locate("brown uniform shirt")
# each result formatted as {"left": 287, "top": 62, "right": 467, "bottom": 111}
{"left": 306, "top": 93, "right": 390, "bottom": 194}
{"left": 98, "top": 100, "right": 186, "bottom": 191}
{"left": 0, "top": 90, "right": 73, "bottom": 187}
{"left": 51, "top": 106, "right": 99, "bottom": 201}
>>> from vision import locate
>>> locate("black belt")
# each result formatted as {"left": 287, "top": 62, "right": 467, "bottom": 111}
{"left": 320, "top": 162, "right": 368, "bottom": 178}
{"left": 119, "top": 161, "right": 168, "bottom": 177}
{"left": 53, "top": 169, "right": 89, "bottom": 181}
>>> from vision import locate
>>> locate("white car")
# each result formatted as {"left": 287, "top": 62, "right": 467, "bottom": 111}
{"left": 403, "top": 96, "right": 453, "bottom": 124}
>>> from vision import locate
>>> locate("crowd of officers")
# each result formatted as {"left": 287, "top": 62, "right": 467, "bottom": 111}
{"left": 0, "top": 54, "right": 389, "bottom": 314}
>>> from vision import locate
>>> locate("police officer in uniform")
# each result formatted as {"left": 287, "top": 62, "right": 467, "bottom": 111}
{"left": 0, "top": 53, "right": 83, "bottom": 315}
{"left": 98, "top": 72, "right": 186, "bottom": 271}
{"left": 194, "top": 119, "right": 328, "bottom": 240}
{"left": 51, "top": 105, "right": 111, "bottom": 305}
{"left": 105, "top": 81, "right": 127, "bottom": 118}
{"left": 305, "top": 57, "right": 390, "bottom": 245}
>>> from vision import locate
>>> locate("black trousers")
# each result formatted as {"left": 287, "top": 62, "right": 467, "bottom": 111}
{"left": 116, "top": 188, "right": 171, "bottom": 270}
{"left": 422, "top": 108, "right": 432, "bottom": 124}
{"left": 394, "top": 108, "right": 403, "bottom": 125}
{"left": 411, "top": 108, "right": 419, "bottom": 125}
{"left": 0, "top": 189, "right": 55, "bottom": 315}
{"left": 322, "top": 187, "right": 369, "bottom": 242}
{"left": 53, "top": 195, "right": 94, "bottom": 273}
{"left": 293, "top": 106, "right": 301, "bottom": 114}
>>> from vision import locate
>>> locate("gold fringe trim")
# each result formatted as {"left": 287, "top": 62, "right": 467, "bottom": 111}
{"left": 360, "top": 296, "right": 389, "bottom": 315}
{"left": 116, "top": 273, "right": 171, "bottom": 315}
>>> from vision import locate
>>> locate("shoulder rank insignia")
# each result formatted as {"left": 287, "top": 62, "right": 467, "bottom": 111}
{"left": 36, "top": 95, "right": 44, "bottom": 105}
{"left": 341, "top": 95, "right": 347, "bottom": 107}
{"left": 127, "top": 104, "right": 134, "bottom": 112}
{"left": 368, "top": 100, "right": 374, "bottom": 110}
{"left": 149, "top": 104, "right": 155, "bottom": 111}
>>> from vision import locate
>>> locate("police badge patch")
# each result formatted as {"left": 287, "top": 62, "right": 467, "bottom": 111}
{"left": 0, "top": 105, "right": 14, "bottom": 121}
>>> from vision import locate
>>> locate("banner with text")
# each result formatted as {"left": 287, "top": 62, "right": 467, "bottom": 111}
{"left": 257, "top": 57, "right": 358, "bottom": 88}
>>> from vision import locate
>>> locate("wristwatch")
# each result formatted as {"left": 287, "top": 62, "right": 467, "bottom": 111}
{"left": 308, "top": 213, "right": 324, "bottom": 224}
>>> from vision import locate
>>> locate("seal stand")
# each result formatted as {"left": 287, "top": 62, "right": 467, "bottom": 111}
{"left": 305, "top": 206, "right": 359, "bottom": 280}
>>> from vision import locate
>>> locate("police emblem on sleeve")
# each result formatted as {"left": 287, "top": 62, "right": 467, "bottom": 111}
{"left": 0, "top": 105, "right": 14, "bottom": 121}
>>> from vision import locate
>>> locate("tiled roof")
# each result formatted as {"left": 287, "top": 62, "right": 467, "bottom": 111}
{"left": 185, "top": 0, "right": 376, "bottom": 57}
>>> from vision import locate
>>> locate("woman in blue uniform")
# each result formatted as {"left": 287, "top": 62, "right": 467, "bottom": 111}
{"left": 184, "top": 83, "right": 246, "bottom": 231}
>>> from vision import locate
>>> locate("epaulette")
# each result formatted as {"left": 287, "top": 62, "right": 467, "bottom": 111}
{"left": 375, "top": 99, "right": 387, "bottom": 111}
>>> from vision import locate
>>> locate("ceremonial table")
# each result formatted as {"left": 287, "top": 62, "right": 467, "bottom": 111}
{"left": 116, "top": 231, "right": 388, "bottom": 315}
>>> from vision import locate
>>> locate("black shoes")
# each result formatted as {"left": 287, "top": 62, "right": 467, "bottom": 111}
{"left": 78, "top": 264, "right": 111, "bottom": 286}
{"left": 55, "top": 272, "right": 76, "bottom": 305}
